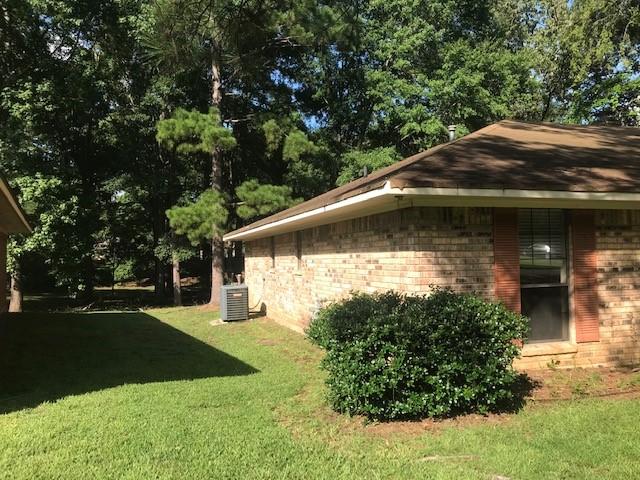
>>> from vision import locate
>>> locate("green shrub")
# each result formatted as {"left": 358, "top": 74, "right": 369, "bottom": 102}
{"left": 307, "top": 289, "right": 529, "bottom": 420}
{"left": 113, "top": 260, "right": 136, "bottom": 283}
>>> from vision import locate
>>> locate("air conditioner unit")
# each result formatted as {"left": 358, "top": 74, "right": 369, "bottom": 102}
{"left": 220, "top": 284, "right": 249, "bottom": 322}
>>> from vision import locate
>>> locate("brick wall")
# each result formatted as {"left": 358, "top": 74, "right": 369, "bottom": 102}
{"left": 245, "top": 207, "right": 640, "bottom": 369}
{"left": 245, "top": 206, "right": 494, "bottom": 332}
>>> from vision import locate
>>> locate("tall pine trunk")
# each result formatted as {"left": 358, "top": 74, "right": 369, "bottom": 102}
{"left": 209, "top": 46, "right": 224, "bottom": 306}
{"left": 153, "top": 132, "right": 166, "bottom": 299}
{"left": 9, "top": 263, "right": 23, "bottom": 313}
{"left": 172, "top": 253, "right": 182, "bottom": 306}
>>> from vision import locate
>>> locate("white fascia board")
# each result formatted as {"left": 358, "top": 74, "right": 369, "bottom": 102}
{"left": 224, "top": 184, "right": 640, "bottom": 241}
{"left": 223, "top": 182, "right": 394, "bottom": 241}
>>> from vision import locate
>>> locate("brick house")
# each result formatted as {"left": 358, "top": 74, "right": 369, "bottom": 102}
{"left": 224, "top": 121, "right": 640, "bottom": 369}
{"left": 0, "top": 176, "right": 31, "bottom": 311}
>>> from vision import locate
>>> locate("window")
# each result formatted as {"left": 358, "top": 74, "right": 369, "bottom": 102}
{"left": 295, "top": 231, "right": 302, "bottom": 269}
{"left": 518, "top": 209, "right": 569, "bottom": 342}
{"left": 270, "top": 237, "right": 276, "bottom": 269}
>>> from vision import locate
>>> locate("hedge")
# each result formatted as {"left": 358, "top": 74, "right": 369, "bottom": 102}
{"left": 307, "top": 289, "right": 529, "bottom": 420}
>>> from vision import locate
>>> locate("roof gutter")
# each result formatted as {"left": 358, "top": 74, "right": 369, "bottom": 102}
{"left": 224, "top": 184, "right": 640, "bottom": 241}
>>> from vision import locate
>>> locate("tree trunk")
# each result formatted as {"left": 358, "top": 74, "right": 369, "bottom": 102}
{"left": 172, "top": 254, "right": 182, "bottom": 306}
{"left": 209, "top": 45, "right": 224, "bottom": 306}
{"left": 9, "top": 264, "right": 23, "bottom": 313}
{"left": 154, "top": 113, "right": 168, "bottom": 299}
{"left": 78, "top": 165, "right": 96, "bottom": 300}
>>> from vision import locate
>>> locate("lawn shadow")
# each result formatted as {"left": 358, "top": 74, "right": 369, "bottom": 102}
{"left": 493, "top": 373, "right": 542, "bottom": 414}
{"left": 0, "top": 312, "right": 258, "bottom": 414}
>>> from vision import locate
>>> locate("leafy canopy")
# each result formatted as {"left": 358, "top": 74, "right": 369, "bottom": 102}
{"left": 166, "top": 190, "right": 229, "bottom": 246}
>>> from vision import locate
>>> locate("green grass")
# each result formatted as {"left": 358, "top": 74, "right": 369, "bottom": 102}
{"left": 1, "top": 308, "right": 639, "bottom": 479}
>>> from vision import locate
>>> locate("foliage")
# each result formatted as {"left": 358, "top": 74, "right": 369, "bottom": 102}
{"left": 7, "top": 175, "right": 81, "bottom": 291}
{"left": 336, "top": 147, "right": 401, "bottom": 186}
{"left": 113, "top": 260, "right": 136, "bottom": 283}
{"left": 282, "top": 129, "right": 332, "bottom": 198}
{"left": 532, "top": 0, "right": 640, "bottom": 120}
{"left": 156, "top": 108, "right": 236, "bottom": 155}
{"left": 235, "top": 179, "right": 301, "bottom": 220}
{"left": 308, "top": 290, "right": 529, "bottom": 420}
{"left": 569, "top": 73, "right": 640, "bottom": 126}
{"left": 166, "top": 190, "right": 229, "bottom": 246}
{"left": 154, "top": 234, "right": 197, "bottom": 264}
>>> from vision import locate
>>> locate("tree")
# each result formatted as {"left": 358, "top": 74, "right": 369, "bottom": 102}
{"left": 532, "top": 0, "right": 640, "bottom": 122}
{"left": 7, "top": 175, "right": 81, "bottom": 311}
{"left": 146, "top": 0, "right": 270, "bottom": 304}
{"left": 146, "top": 0, "right": 342, "bottom": 302}
{"left": 235, "top": 179, "right": 301, "bottom": 220}
{"left": 166, "top": 190, "right": 229, "bottom": 246}
{"left": 157, "top": 106, "right": 236, "bottom": 303}
{"left": 1, "top": 0, "right": 175, "bottom": 301}
{"left": 154, "top": 234, "right": 196, "bottom": 306}
{"left": 336, "top": 147, "right": 401, "bottom": 186}
{"left": 2, "top": 0, "right": 638, "bottom": 308}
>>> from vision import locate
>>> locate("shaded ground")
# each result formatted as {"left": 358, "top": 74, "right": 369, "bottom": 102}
{"left": 0, "top": 311, "right": 256, "bottom": 414}
{"left": 21, "top": 283, "right": 210, "bottom": 312}
{"left": 1, "top": 308, "right": 640, "bottom": 479}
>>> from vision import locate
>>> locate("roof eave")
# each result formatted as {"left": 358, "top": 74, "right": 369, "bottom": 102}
{"left": 0, "top": 177, "right": 32, "bottom": 234}
{"left": 224, "top": 186, "right": 640, "bottom": 242}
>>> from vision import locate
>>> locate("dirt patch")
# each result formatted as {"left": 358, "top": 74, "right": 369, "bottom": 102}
{"left": 364, "top": 411, "right": 515, "bottom": 437}
{"left": 527, "top": 366, "right": 640, "bottom": 401}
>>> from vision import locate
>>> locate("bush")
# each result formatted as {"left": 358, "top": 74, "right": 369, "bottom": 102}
{"left": 307, "top": 289, "right": 529, "bottom": 420}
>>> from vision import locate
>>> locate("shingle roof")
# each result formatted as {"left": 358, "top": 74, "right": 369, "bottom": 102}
{"left": 225, "top": 120, "right": 640, "bottom": 240}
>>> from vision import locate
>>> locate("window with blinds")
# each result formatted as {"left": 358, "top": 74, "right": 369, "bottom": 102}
{"left": 518, "top": 209, "right": 569, "bottom": 342}
{"left": 518, "top": 208, "right": 567, "bottom": 285}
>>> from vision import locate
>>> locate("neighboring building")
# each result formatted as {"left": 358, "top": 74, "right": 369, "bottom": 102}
{"left": 0, "top": 176, "right": 31, "bottom": 311}
{"left": 224, "top": 121, "right": 640, "bottom": 369}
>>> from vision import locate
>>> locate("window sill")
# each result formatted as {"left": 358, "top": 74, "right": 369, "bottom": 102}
{"left": 521, "top": 341, "right": 577, "bottom": 358}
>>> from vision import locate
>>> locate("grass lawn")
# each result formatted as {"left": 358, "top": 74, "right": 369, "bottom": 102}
{"left": 1, "top": 308, "right": 639, "bottom": 479}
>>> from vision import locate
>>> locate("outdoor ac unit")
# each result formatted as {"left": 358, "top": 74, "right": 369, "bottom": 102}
{"left": 220, "top": 284, "right": 249, "bottom": 322}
